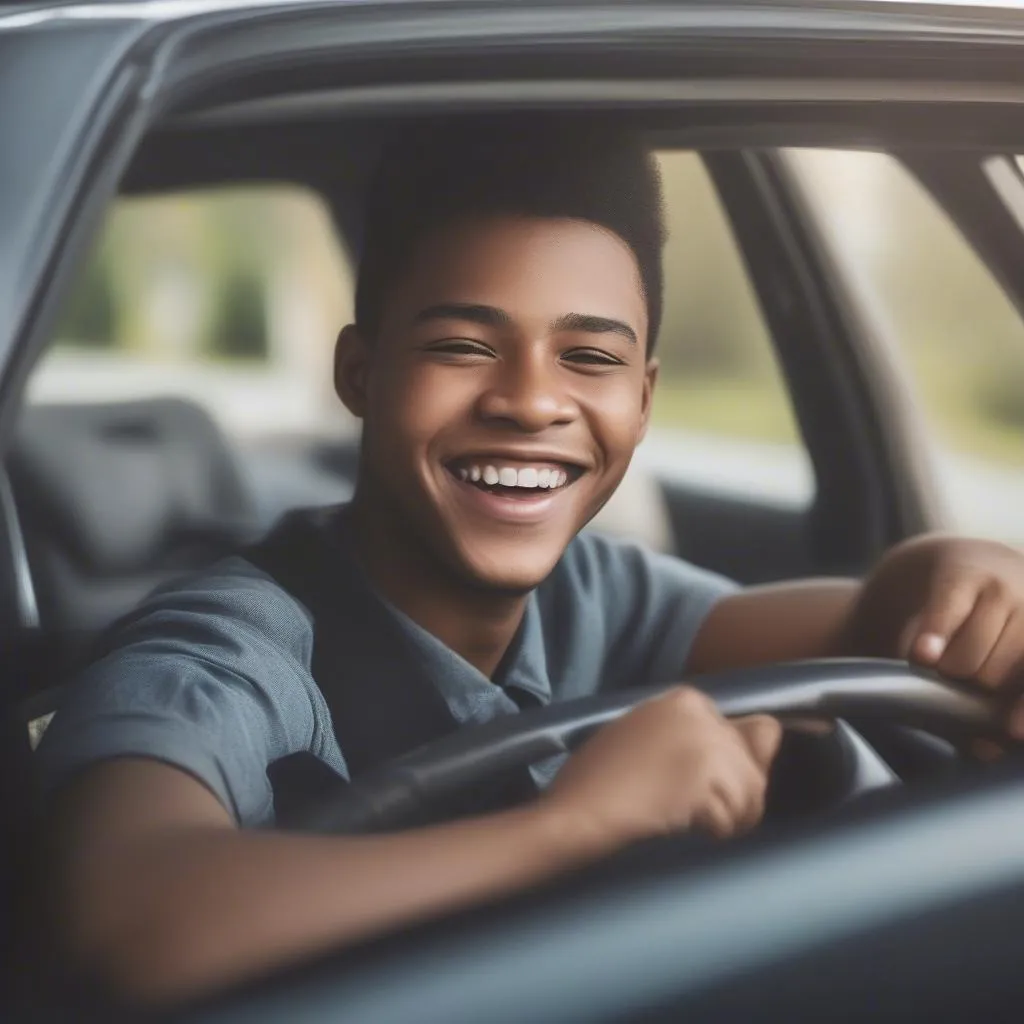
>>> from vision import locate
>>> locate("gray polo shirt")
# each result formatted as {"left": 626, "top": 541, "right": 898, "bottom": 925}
{"left": 35, "top": 517, "right": 737, "bottom": 828}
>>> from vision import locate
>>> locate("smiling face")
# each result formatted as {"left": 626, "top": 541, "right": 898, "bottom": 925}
{"left": 336, "top": 214, "right": 657, "bottom": 593}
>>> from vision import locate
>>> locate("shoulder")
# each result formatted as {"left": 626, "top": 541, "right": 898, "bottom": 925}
{"left": 109, "top": 555, "right": 315, "bottom": 659}
{"left": 37, "top": 556, "right": 338, "bottom": 827}
{"left": 86, "top": 553, "right": 323, "bottom": 729}
{"left": 539, "top": 530, "right": 740, "bottom": 687}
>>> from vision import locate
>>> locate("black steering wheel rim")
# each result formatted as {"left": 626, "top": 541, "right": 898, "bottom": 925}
{"left": 297, "top": 658, "right": 1001, "bottom": 834}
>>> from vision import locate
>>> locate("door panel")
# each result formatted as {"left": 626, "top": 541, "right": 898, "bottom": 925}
{"left": 661, "top": 482, "right": 813, "bottom": 584}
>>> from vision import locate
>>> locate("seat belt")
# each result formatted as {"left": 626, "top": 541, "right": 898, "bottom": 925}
{"left": 243, "top": 506, "right": 537, "bottom": 828}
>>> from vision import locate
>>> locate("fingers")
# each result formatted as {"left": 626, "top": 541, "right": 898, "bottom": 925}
{"left": 898, "top": 580, "right": 1024, "bottom": 714}
{"left": 694, "top": 790, "right": 735, "bottom": 840}
{"left": 697, "top": 762, "right": 766, "bottom": 838}
{"left": 898, "top": 578, "right": 981, "bottom": 664}
{"left": 935, "top": 585, "right": 1013, "bottom": 682}
{"left": 694, "top": 719, "right": 776, "bottom": 838}
{"left": 607, "top": 690, "right": 779, "bottom": 842}
{"left": 733, "top": 715, "right": 783, "bottom": 771}
{"left": 976, "top": 609, "right": 1024, "bottom": 692}
{"left": 900, "top": 578, "right": 1024, "bottom": 737}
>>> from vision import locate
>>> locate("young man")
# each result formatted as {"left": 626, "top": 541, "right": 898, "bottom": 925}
{"left": 38, "top": 120, "right": 1024, "bottom": 1003}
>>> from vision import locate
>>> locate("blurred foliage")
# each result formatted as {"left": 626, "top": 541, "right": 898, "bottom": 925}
{"left": 651, "top": 152, "right": 800, "bottom": 442}
{"left": 56, "top": 241, "right": 118, "bottom": 348}
{"left": 656, "top": 152, "right": 774, "bottom": 381}
{"left": 790, "top": 149, "right": 1024, "bottom": 468}
{"left": 979, "top": 367, "right": 1024, "bottom": 431}
{"left": 54, "top": 190, "right": 299, "bottom": 362}
{"left": 210, "top": 269, "right": 269, "bottom": 360}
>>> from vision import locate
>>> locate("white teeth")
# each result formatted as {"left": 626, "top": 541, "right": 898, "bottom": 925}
{"left": 457, "top": 463, "right": 571, "bottom": 489}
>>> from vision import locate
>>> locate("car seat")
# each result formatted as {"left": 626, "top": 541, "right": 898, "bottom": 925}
{"left": 6, "top": 398, "right": 261, "bottom": 707}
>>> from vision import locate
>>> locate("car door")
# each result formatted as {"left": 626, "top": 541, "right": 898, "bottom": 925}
{"left": 6, "top": 5, "right": 1024, "bottom": 1023}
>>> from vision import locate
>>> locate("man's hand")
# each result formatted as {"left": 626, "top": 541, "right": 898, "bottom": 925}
{"left": 853, "top": 534, "right": 1024, "bottom": 735}
{"left": 544, "top": 687, "right": 782, "bottom": 847}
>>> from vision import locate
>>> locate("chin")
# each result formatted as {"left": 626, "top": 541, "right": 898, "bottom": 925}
{"left": 451, "top": 540, "right": 565, "bottom": 595}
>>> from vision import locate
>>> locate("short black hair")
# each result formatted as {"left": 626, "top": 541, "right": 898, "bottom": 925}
{"left": 354, "top": 116, "right": 666, "bottom": 349}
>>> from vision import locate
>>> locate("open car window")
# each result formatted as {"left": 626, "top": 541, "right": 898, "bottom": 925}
{"left": 29, "top": 185, "right": 358, "bottom": 529}
{"left": 36, "top": 185, "right": 354, "bottom": 442}
{"left": 29, "top": 152, "right": 818, "bottom": 564}
{"left": 648, "top": 151, "right": 813, "bottom": 510}
{"left": 785, "top": 149, "right": 1024, "bottom": 545}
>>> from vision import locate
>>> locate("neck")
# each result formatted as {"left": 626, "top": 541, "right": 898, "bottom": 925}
{"left": 348, "top": 488, "right": 528, "bottom": 678}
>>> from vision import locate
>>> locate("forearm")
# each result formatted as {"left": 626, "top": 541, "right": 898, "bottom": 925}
{"left": 104, "top": 808, "right": 598, "bottom": 999}
{"left": 686, "top": 533, "right": 1016, "bottom": 675}
{"left": 62, "top": 790, "right": 603, "bottom": 1004}
{"left": 686, "top": 578, "right": 861, "bottom": 674}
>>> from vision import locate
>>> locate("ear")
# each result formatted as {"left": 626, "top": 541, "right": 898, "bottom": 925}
{"left": 637, "top": 356, "right": 659, "bottom": 445}
{"left": 334, "top": 324, "right": 372, "bottom": 419}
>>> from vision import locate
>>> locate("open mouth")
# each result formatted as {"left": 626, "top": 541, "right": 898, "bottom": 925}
{"left": 444, "top": 458, "right": 583, "bottom": 499}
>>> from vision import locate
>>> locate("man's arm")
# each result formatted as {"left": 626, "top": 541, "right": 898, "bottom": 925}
{"left": 51, "top": 692, "right": 780, "bottom": 1006}
{"left": 53, "top": 759, "right": 598, "bottom": 1005}
{"left": 687, "top": 535, "right": 1024, "bottom": 717}
{"left": 686, "top": 578, "right": 859, "bottom": 674}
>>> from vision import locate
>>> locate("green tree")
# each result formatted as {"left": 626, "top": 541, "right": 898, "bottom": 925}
{"left": 209, "top": 269, "right": 269, "bottom": 360}
{"left": 55, "top": 250, "right": 118, "bottom": 348}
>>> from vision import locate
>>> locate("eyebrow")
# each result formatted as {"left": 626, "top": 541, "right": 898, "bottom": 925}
{"left": 412, "top": 304, "right": 513, "bottom": 328}
{"left": 551, "top": 312, "right": 638, "bottom": 346}
{"left": 413, "top": 303, "right": 639, "bottom": 345}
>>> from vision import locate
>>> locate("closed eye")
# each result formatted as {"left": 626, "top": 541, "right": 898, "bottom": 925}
{"left": 562, "top": 348, "right": 626, "bottom": 367}
{"left": 422, "top": 339, "right": 496, "bottom": 358}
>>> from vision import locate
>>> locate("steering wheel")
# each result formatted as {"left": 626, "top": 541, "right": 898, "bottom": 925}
{"left": 295, "top": 658, "right": 1003, "bottom": 835}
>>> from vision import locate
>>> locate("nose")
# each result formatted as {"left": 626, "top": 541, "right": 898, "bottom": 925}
{"left": 475, "top": 348, "right": 579, "bottom": 432}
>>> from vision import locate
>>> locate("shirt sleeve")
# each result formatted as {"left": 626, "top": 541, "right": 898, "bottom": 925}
{"left": 561, "top": 531, "right": 741, "bottom": 689}
{"left": 33, "top": 558, "right": 346, "bottom": 827}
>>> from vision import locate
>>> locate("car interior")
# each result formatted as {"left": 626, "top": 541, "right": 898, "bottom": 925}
{"left": 5, "top": 39, "right": 1024, "bottom": 1016}
{"left": 1, "top": 114, "right": 928, "bottom": 716}
{"left": 23, "top": 132, "right": 1024, "bottom": 712}
{"left": 0, "top": 129, "right": 735, "bottom": 723}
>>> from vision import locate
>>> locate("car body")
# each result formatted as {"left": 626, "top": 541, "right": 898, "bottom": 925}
{"left": 3, "top": 0, "right": 1024, "bottom": 1020}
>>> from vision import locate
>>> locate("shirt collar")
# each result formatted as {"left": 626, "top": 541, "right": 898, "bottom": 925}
{"left": 330, "top": 503, "right": 553, "bottom": 707}
{"left": 494, "top": 595, "right": 552, "bottom": 704}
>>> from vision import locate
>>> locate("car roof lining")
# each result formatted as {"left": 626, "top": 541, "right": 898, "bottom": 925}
{"left": 123, "top": 105, "right": 1017, "bottom": 197}
{"left": 118, "top": 103, "right": 1023, "bottom": 261}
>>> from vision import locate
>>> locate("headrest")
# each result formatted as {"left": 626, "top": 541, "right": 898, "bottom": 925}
{"left": 9, "top": 398, "right": 257, "bottom": 574}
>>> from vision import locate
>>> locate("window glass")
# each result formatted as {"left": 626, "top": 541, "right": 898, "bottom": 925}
{"left": 36, "top": 186, "right": 354, "bottom": 440}
{"left": 786, "top": 150, "right": 1024, "bottom": 543}
{"left": 30, "top": 186, "right": 358, "bottom": 531}
{"left": 648, "top": 152, "right": 813, "bottom": 508}
{"left": 32, "top": 167, "right": 815, "bottom": 554}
